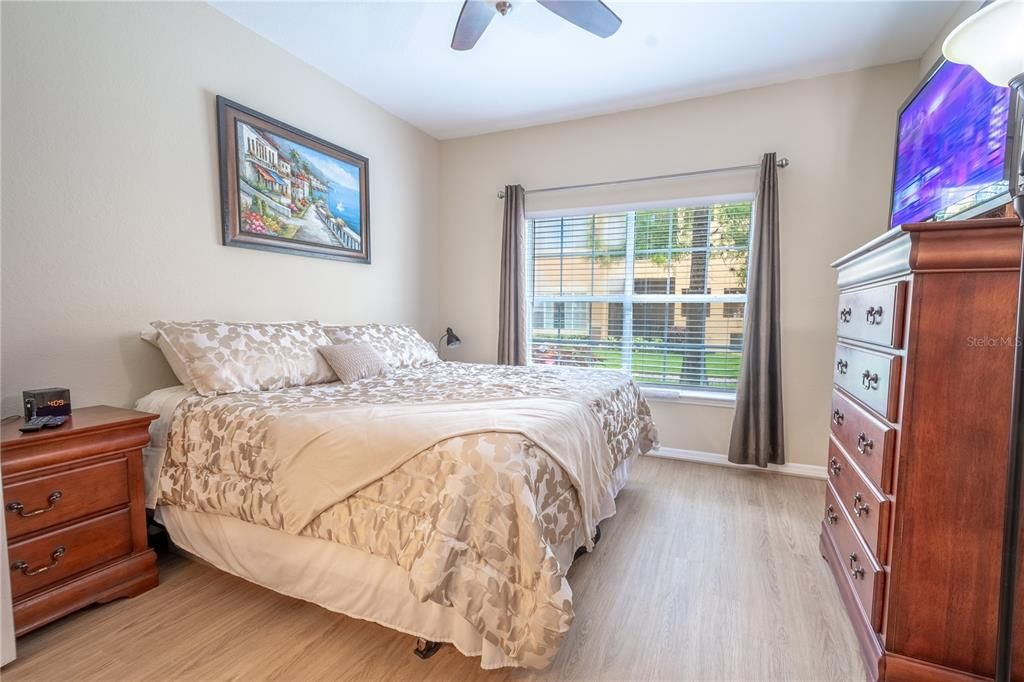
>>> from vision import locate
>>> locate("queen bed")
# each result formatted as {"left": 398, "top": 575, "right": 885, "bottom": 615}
{"left": 137, "top": 321, "right": 657, "bottom": 670}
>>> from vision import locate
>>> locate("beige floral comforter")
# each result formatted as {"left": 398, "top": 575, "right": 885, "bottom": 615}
{"left": 158, "top": 362, "right": 657, "bottom": 668}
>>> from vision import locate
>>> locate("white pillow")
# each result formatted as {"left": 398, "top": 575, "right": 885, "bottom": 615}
{"left": 321, "top": 324, "right": 439, "bottom": 368}
{"left": 141, "top": 327, "right": 194, "bottom": 389}
{"left": 147, "top": 320, "right": 337, "bottom": 396}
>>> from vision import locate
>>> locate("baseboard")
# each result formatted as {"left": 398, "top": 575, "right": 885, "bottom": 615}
{"left": 645, "top": 446, "right": 827, "bottom": 480}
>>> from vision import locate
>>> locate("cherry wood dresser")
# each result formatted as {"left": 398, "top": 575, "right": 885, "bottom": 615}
{"left": 2, "top": 406, "right": 158, "bottom": 635}
{"left": 822, "top": 217, "right": 1024, "bottom": 681}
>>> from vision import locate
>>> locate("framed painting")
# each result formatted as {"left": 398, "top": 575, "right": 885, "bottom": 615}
{"left": 217, "top": 96, "right": 370, "bottom": 263}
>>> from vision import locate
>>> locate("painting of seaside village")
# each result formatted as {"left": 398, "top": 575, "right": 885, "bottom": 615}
{"left": 218, "top": 97, "right": 370, "bottom": 263}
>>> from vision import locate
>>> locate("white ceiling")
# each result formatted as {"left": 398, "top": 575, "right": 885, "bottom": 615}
{"left": 213, "top": 1, "right": 962, "bottom": 139}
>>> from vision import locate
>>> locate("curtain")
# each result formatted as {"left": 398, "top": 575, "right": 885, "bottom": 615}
{"left": 728, "top": 153, "right": 785, "bottom": 467}
{"left": 498, "top": 184, "right": 527, "bottom": 365}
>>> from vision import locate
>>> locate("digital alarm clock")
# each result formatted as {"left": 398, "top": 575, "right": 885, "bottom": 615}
{"left": 23, "top": 387, "right": 72, "bottom": 419}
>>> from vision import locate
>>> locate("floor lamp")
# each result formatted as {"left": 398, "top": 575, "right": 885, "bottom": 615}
{"left": 943, "top": 2, "right": 1024, "bottom": 680}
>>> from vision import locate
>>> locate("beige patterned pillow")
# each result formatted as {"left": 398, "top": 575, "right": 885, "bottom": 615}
{"left": 149, "top": 321, "right": 337, "bottom": 396}
{"left": 322, "top": 324, "right": 439, "bottom": 368}
{"left": 317, "top": 343, "right": 392, "bottom": 384}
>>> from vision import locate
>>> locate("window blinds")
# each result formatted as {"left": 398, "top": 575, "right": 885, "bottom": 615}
{"left": 526, "top": 200, "right": 753, "bottom": 393}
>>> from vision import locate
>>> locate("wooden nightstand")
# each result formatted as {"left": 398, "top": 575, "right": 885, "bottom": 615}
{"left": 1, "top": 406, "right": 159, "bottom": 636}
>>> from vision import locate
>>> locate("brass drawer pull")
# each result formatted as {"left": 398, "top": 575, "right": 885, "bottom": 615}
{"left": 853, "top": 492, "right": 870, "bottom": 517}
{"left": 832, "top": 409, "right": 844, "bottom": 426}
{"left": 6, "top": 491, "right": 62, "bottom": 518}
{"left": 861, "top": 370, "right": 879, "bottom": 390}
{"left": 11, "top": 545, "right": 66, "bottom": 577}
{"left": 826, "top": 504, "right": 838, "bottom": 525}
{"left": 857, "top": 432, "right": 874, "bottom": 455}
{"left": 866, "top": 306, "right": 884, "bottom": 325}
{"left": 836, "top": 359, "right": 849, "bottom": 375}
{"left": 839, "top": 307, "right": 852, "bottom": 323}
{"left": 829, "top": 457, "right": 842, "bottom": 476}
{"left": 848, "top": 553, "right": 866, "bottom": 580}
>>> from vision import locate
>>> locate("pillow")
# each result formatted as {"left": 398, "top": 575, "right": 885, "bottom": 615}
{"left": 322, "top": 324, "right": 439, "bottom": 369}
{"left": 141, "top": 327, "right": 194, "bottom": 389}
{"left": 148, "top": 320, "right": 336, "bottom": 396}
{"left": 318, "top": 343, "right": 392, "bottom": 384}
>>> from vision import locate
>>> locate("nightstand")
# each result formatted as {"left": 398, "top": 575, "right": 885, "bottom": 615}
{"left": 1, "top": 406, "right": 159, "bottom": 636}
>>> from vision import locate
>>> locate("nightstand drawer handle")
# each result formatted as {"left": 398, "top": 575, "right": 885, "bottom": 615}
{"left": 6, "top": 491, "right": 62, "bottom": 517}
{"left": 12, "top": 545, "right": 66, "bottom": 576}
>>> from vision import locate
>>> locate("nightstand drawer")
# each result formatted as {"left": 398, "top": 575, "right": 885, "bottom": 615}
{"left": 4, "top": 456, "right": 130, "bottom": 540}
{"left": 8, "top": 508, "right": 133, "bottom": 600}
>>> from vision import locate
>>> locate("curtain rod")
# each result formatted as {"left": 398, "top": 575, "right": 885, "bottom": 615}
{"left": 496, "top": 157, "right": 789, "bottom": 199}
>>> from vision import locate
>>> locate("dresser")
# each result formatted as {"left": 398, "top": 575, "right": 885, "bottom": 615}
{"left": 2, "top": 406, "right": 158, "bottom": 636}
{"left": 821, "top": 217, "right": 1024, "bottom": 681}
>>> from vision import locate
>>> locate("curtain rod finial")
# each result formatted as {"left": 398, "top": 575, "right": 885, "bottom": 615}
{"left": 777, "top": 157, "right": 790, "bottom": 168}
{"left": 497, "top": 190, "right": 506, "bottom": 199}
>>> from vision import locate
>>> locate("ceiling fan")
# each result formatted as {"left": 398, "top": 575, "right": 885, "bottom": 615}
{"left": 451, "top": 0, "right": 622, "bottom": 51}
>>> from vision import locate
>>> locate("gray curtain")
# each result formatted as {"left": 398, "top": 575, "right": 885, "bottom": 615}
{"left": 728, "top": 153, "right": 785, "bottom": 467}
{"left": 498, "top": 184, "right": 527, "bottom": 365}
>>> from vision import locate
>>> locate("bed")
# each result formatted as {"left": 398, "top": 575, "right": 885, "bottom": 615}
{"left": 137, "top": 322, "right": 657, "bottom": 670}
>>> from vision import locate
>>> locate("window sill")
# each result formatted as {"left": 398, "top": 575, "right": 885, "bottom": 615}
{"left": 640, "top": 386, "right": 737, "bottom": 408}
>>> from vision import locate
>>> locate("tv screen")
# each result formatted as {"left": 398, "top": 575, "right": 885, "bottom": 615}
{"left": 890, "top": 60, "right": 1011, "bottom": 228}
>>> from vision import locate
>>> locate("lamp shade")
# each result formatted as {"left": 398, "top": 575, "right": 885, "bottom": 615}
{"left": 942, "top": 0, "right": 1024, "bottom": 86}
{"left": 443, "top": 327, "right": 461, "bottom": 348}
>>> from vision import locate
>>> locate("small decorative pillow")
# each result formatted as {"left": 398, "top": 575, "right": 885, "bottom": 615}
{"left": 318, "top": 343, "right": 392, "bottom": 384}
{"left": 148, "top": 320, "right": 337, "bottom": 396}
{"left": 322, "top": 324, "right": 439, "bottom": 368}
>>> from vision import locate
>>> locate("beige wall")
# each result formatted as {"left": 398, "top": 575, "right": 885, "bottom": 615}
{"left": 438, "top": 62, "right": 921, "bottom": 466}
{"left": 0, "top": 2, "right": 441, "bottom": 415}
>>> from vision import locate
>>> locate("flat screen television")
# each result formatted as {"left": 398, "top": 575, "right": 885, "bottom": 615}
{"left": 890, "top": 59, "right": 1012, "bottom": 228}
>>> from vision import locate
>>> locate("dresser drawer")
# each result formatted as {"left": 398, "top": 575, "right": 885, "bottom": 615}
{"left": 8, "top": 508, "right": 133, "bottom": 600}
{"left": 827, "top": 438, "right": 890, "bottom": 564}
{"left": 824, "top": 482, "right": 885, "bottom": 631}
{"left": 836, "top": 281, "right": 906, "bottom": 349}
{"left": 829, "top": 388, "right": 896, "bottom": 493}
{"left": 833, "top": 344, "right": 901, "bottom": 421}
{"left": 4, "top": 456, "right": 130, "bottom": 539}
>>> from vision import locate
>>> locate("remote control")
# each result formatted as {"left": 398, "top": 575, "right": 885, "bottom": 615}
{"left": 18, "top": 415, "right": 68, "bottom": 432}
{"left": 41, "top": 415, "right": 68, "bottom": 428}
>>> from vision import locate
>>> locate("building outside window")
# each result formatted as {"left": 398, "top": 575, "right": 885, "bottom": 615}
{"left": 526, "top": 198, "right": 753, "bottom": 394}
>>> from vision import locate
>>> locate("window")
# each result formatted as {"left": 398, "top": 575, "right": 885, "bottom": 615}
{"left": 526, "top": 199, "right": 753, "bottom": 393}
{"left": 722, "top": 287, "right": 745, "bottom": 319}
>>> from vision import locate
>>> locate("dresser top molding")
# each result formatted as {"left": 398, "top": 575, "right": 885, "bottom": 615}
{"left": 832, "top": 218, "right": 1022, "bottom": 290}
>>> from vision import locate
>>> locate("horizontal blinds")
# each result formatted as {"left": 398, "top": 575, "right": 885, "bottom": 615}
{"left": 527, "top": 202, "right": 752, "bottom": 392}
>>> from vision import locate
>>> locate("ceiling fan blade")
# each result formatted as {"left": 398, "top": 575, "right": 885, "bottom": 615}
{"left": 536, "top": 0, "right": 622, "bottom": 38}
{"left": 451, "top": 0, "right": 496, "bottom": 51}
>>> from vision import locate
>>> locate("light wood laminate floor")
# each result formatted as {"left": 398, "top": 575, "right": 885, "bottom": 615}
{"left": 4, "top": 457, "right": 865, "bottom": 681}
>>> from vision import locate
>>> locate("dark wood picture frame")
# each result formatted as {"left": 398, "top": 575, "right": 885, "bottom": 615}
{"left": 217, "top": 96, "right": 370, "bottom": 263}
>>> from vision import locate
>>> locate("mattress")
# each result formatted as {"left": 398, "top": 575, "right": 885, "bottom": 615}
{"left": 140, "top": 361, "right": 657, "bottom": 668}
{"left": 157, "top": 453, "right": 637, "bottom": 670}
